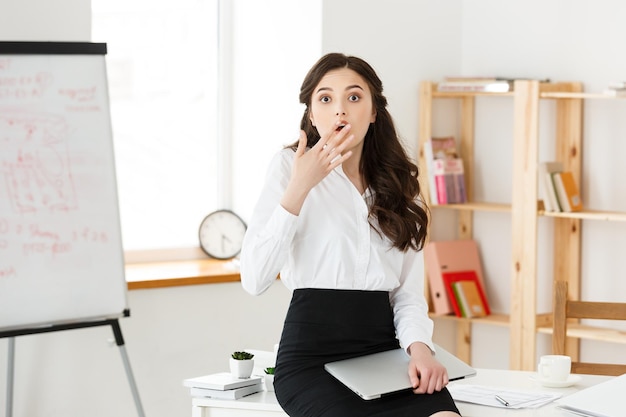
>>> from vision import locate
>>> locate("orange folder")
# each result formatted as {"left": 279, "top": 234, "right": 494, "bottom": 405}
{"left": 423, "top": 240, "right": 487, "bottom": 315}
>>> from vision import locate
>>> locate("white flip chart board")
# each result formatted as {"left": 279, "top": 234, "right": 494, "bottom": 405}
{"left": 0, "top": 42, "right": 128, "bottom": 331}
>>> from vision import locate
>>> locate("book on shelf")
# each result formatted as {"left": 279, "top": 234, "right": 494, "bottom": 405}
{"left": 603, "top": 88, "right": 626, "bottom": 97}
{"left": 604, "top": 81, "right": 626, "bottom": 97}
{"left": 188, "top": 382, "right": 263, "bottom": 400}
{"left": 607, "top": 81, "right": 626, "bottom": 89}
{"left": 432, "top": 158, "right": 467, "bottom": 204}
{"left": 452, "top": 280, "right": 488, "bottom": 318}
{"left": 437, "top": 79, "right": 513, "bottom": 93}
{"left": 183, "top": 372, "right": 263, "bottom": 391}
{"left": 538, "top": 161, "right": 563, "bottom": 212}
{"left": 423, "top": 136, "right": 458, "bottom": 204}
{"left": 552, "top": 171, "right": 582, "bottom": 212}
{"left": 604, "top": 81, "right": 626, "bottom": 96}
{"left": 437, "top": 77, "right": 551, "bottom": 93}
{"left": 442, "top": 270, "right": 491, "bottom": 318}
{"left": 424, "top": 240, "right": 487, "bottom": 316}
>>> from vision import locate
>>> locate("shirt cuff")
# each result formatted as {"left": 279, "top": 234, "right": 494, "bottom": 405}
{"left": 266, "top": 204, "right": 298, "bottom": 243}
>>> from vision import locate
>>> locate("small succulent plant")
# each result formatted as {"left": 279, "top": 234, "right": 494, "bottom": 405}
{"left": 264, "top": 367, "right": 275, "bottom": 375}
{"left": 231, "top": 351, "right": 254, "bottom": 360}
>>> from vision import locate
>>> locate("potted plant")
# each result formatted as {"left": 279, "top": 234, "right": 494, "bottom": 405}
{"left": 229, "top": 351, "right": 255, "bottom": 379}
{"left": 264, "top": 367, "right": 275, "bottom": 392}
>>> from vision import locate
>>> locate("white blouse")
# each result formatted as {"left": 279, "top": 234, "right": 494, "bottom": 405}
{"left": 240, "top": 148, "right": 434, "bottom": 352}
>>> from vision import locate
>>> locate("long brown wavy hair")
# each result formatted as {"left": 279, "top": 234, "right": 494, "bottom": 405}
{"left": 289, "top": 53, "right": 429, "bottom": 252}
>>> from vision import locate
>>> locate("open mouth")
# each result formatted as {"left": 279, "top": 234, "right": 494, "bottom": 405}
{"left": 335, "top": 123, "right": 346, "bottom": 132}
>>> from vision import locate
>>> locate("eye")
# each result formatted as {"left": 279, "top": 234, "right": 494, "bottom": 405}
{"left": 319, "top": 95, "right": 331, "bottom": 103}
{"left": 348, "top": 94, "right": 360, "bottom": 102}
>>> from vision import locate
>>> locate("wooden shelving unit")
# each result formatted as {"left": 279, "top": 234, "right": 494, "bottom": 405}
{"left": 418, "top": 80, "right": 626, "bottom": 371}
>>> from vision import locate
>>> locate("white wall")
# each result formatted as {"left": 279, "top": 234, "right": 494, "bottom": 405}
{"left": 321, "top": 0, "right": 463, "bottom": 159}
{"left": 2, "top": 1, "right": 626, "bottom": 416}
{"left": 0, "top": 0, "right": 90, "bottom": 41}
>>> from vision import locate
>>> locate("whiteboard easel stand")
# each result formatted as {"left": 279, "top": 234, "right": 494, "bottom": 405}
{"left": 1, "top": 311, "right": 145, "bottom": 417}
{"left": 5, "top": 338, "right": 14, "bottom": 417}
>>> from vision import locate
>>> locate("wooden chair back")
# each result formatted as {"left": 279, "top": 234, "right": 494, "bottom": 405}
{"left": 552, "top": 281, "right": 626, "bottom": 376}
{"left": 552, "top": 280, "right": 626, "bottom": 376}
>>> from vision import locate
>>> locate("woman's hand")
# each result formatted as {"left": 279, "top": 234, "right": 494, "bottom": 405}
{"left": 280, "top": 125, "right": 354, "bottom": 215}
{"left": 407, "top": 342, "right": 449, "bottom": 394}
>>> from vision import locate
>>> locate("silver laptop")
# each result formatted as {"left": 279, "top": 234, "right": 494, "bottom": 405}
{"left": 324, "top": 343, "right": 476, "bottom": 400}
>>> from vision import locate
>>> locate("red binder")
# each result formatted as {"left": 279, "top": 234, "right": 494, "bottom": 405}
{"left": 442, "top": 270, "right": 491, "bottom": 317}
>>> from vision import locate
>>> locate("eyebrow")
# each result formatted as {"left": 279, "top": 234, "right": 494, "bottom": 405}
{"left": 315, "top": 84, "right": 365, "bottom": 94}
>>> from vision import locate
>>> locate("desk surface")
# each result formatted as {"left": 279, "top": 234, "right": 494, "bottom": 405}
{"left": 191, "top": 368, "right": 611, "bottom": 417}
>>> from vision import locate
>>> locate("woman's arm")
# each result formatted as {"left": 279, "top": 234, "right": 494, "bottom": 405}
{"left": 240, "top": 151, "right": 297, "bottom": 295}
{"left": 390, "top": 249, "right": 434, "bottom": 352}
{"left": 390, "top": 248, "right": 449, "bottom": 394}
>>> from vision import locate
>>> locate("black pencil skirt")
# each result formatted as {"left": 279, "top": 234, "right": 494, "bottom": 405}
{"left": 273, "top": 288, "right": 460, "bottom": 417}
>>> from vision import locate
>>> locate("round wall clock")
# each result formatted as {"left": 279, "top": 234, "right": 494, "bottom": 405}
{"left": 198, "top": 209, "right": 247, "bottom": 260}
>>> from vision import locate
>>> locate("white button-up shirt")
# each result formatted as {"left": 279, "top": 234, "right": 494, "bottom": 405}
{"left": 240, "top": 148, "right": 434, "bottom": 351}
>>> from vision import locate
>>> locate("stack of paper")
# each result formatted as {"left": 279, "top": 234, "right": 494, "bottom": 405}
{"left": 183, "top": 372, "right": 263, "bottom": 400}
{"left": 447, "top": 384, "right": 562, "bottom": 409}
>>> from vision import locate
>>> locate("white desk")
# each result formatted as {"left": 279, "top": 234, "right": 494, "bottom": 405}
{"left": 191, "top": 368, "right": 611, "bottom": 417}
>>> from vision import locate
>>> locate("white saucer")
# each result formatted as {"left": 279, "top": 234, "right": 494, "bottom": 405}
{"left": 529, "top": 374, "right": 582, "bottom": 388}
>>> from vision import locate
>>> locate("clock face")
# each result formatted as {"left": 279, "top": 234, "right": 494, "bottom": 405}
{"left": 198, "top": 210, "right": 247, "bottom": 260}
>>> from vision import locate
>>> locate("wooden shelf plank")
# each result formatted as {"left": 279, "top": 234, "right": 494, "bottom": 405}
{"left": 440, "top": 202, "right": 626, "bottom": 221}
{"left": 432, "top": 91, "right": 515, "bottom": 98}
{"left": 537, "top": 323, "right": 626, "bottom": 345}
{"left": 541, "top": 209, "right": 626, "bottom": 222}
{"left": 432, "top": 202, "right": 511, "bottom": 212}
{"left": 542, "top": 92, "right": 626, "bottom": 99}
{"left": 430, "top": 313, "right": 510, "bottom": 327}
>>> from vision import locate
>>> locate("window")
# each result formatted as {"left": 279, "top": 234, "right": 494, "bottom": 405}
{"left": 92, "top": 0, "right": 219, "bottom": 256}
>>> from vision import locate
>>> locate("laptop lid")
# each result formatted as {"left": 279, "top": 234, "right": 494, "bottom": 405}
{"left": 324, "top": 343, "right": 476, "bottom": 400}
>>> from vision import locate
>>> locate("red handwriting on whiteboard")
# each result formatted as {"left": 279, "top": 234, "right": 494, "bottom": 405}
{"left": 73, "top": 227, "right": 109, "bottom": 244}
{"left": 58, "top": 86, "right": 97, "bottom": 102}
{"left": 0, "top": 112, "right": 78, "bottom": 214}
{"left": 0, "top": 218, "right": 111, "bottom": 262}
{"left": 0, "top": 58, "right": 11, "bottom": 71}
{"left": 0, "top": 71, "right": 53, "bottom": 99}
{"left": 0, "top": 266, "right": 17, "bottom": 278}
{"left": 22, "top": 241, "right": 72, "bottom": 256}
{"left": 58, "top": 86, "right": 102, "bottom": 112}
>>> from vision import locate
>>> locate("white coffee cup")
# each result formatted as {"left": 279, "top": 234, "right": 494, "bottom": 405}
{"left": 538, "top": 355, "right": 571, "bottom": 382}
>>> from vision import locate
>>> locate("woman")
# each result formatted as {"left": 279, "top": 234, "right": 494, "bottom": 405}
{"left": 240, "top": 53, "right": 460, "bottom": 417}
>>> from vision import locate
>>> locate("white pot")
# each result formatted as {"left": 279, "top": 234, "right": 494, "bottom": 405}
{"left": 229, "top": 358, "right": 254, "bottom": 379}
{"left": 264, "top": 374, "right": 275, "bottom": 392}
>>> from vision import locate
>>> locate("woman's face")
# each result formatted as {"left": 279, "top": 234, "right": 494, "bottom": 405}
{"left": 309, "top": 68, "right": 376, "bottom": 152}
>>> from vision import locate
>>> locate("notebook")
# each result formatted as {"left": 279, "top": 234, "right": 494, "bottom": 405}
{"left": 324, "top": 343, "right": 476, "bottom": 400}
